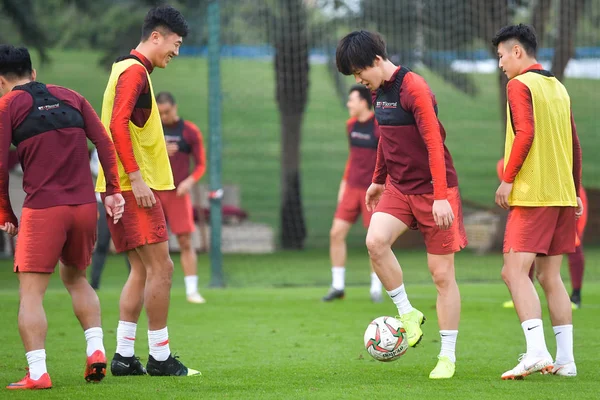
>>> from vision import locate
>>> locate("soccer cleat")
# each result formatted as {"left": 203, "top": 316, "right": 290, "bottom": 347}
{"left": 146, "top": 354, "right": 201, "bottom": 377}
{"left": 85, "top": 350, "right": 107, "bottom": 382}
{"left": 187, "top": 292, "right": 206, "bottom": 304}
{"left": 502, "top": 300, "right": 515, "bottom": 309}
{"left": 570, "top": 292, "right": 581, "bottom": 309}
{"left": 322, "top": 287, "right": 345, "bottom": 302}
{"left": 6, "top": 371, "right": 52, "bottom": 390}
{"left": 552, "top": 361, "right": 577, "bottom": 377}
{"left": 397, "top": 308, "right": 426, "bottom": 347}
{"left": 429, "top": 356, "right": 456, "bottom": 379}
{"left": 370, "top": 291, "right": 383, "bottom": 303}
{"left": 111, "top": 353, "right": 147, "bottom": 376}
{"left": 501, "top": 353, "right": 553, "bottom": 380}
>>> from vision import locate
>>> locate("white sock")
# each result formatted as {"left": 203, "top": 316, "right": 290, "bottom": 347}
{"left": 26, "top": 349, "right": 47, "bottom": 380}
{"left": 184, "top": 275, "right": 199, "bottom": 296}
{"left": 521, "top": 319, "right": 549, "bottom": 357}
{"left": 331, "top": 266, "right": 345, "bottom": 290}
{"left": 84, "top": 327, "right": 105, "bottom": 357}
{"left": 553, "top": 324, "right": 574, "bottom": 364}
{"left": 148, "top": 327, "right": 171, "bottom": 362}
{"left": 116, "top": 321, "right": 137, "bottom": 357}
{"left": 439, "top": 330, "right": 458, "bottom": 363}
{"left": 370, "top": 272, "right": 382, "bottom": 294}
{"left": 387, "top": 284, "right": 414, "bottom": 315}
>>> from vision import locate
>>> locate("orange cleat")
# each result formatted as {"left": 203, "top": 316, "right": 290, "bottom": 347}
{"left": 85, "top": 350, "right": 107, "bottom": 383}
{"left": 6, "top": 371, "right": 52, "bottom": 390}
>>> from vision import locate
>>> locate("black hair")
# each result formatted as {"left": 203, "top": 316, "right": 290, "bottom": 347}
{"left": 156, "top": 91, "right": 176, "bottom": 105}
{"left": 142, "top": 5, "right": 189, "bottom": 41}
{"left": 0, "top": 45, "right": 33, "bottom": 79}
{"left": 349, "top": 84, "right": 372, "bottom": 108}
{"left": 336, "top": 30, "right": 388, "bottom": 76}
{"left": 492, "top": 24, "right": 538, "bottom": 57}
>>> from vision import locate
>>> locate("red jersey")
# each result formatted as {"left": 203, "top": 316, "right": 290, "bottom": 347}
{"left": 342, "top": 114, "right": 379, "bottom": 189}
{"left": 372, "top": 66, "right": 458, "bottom": 200}
{"left": 0, "top": 82, "right": 120, "bottom": 226}
{"left": 163, "top": 119, "right": 206, "bottom": 186}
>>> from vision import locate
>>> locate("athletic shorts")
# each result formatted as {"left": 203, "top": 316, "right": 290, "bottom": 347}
{"left": 102, "top": 190, "right": 168, "bottom": 253}
{"left": 504, "top": 206, "right": 576, "bottom": 256}
{"left": 14, "top": 203, "right": 97, "bottom": 273}
{"left": 334, "top": 185, "right": 371, "bottom": 228}
{"left": 375, "top": 185, "right": 467, "bottom": 255}
{"left": 155, "top": 190, "right": 195, "bottom": 235}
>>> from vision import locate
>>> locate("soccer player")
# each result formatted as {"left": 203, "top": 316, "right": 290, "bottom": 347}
{"left": 95, "top": 6, "right": 200, "bottom": 377}
{"left": 336, "top": 31, "right": 467, "bottom": 379}
{"left": 322, "top": 84, "right": 383, "bottom": 303}
{"left": 155, "top": 91, "right": 206, "bottom": 304}
{"left": 0, "top": 45, "right": 124, "bottom": 389}
{"left": 492, "top": 24, "right": 582, "bottom": 379}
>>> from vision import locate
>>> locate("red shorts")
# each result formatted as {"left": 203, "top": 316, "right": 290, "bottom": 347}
{"left": 14, "top": 203, "right": 97, "bottom": 273}
{"left": 334, "top": 185, "right": 371, "bottom": 228}
{"left": 102, "top": 190, "right": 169, "bottom": 253}
{"left": 155, "top": 190, "right": 195, "bottom": 235}
{"left": 375, "top": 185, "right": 467, "bottom": 255}
{"left": 504, "top": 206, "right": 576, "bottom": 256}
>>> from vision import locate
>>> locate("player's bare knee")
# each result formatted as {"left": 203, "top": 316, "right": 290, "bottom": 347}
{"left": 178, "top": 234, "right": 192, "bottom": 252}
{"left": 536, "top": 269, "right": 560, "bottom": 290}
{"left": 501, "top": 265, "right": 513, "bottom": 286}
{"left": 366, "top": 233, "right": 389, "bottom": 260}
{"left": 430, "top": 266, "right": 454, "bottom": 290}
{"left": 330, "top": 226, "right": 345, "bottom": 243}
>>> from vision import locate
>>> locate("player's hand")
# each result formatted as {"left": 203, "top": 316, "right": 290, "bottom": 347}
{"left": 166, "top": 141, "right": 179, "bottom": 157}
{"left": 495, "top": 181, "right": 513, "bottom": 210}
{"left": 365, "top": 183, "right": 385, "bottom": 212}
{"left": 0, "top": 222, "right": 18, "bottom": 236}
{"left": 129, "top": 170, "right": 156, "bottom": 208}
{"left": 177, "top": 176, "right": 195, "bottom": 197}
{"left": 337, "top": 180, "right": 347, "bottom": 204}
{"left": 575, "top": 196, "right": 584, "bottom": 219}
{"left": 432, "top": 199, "right": 455, "bottom": 230}
{"left": 104, "top": 193, "right": 126, "bottom": 224}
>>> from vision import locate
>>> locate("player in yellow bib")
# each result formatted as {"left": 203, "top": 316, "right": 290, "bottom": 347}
{"left": 95, "top": 5, "right": 199, "bottom": 377}
{"left": 492, "top": 24, "right": 583, "bottom": 380}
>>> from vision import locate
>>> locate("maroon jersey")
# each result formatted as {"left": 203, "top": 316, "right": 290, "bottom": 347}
{"left": 163, "top": 119, "right": 206, "bottom": 186}
{"left": 0, "top": 82, "right": 120, "bottom": 226}
{"left": 342, "top": 114, "right": 379, "bottom": 189}
{"left": 372, "top": 66, "right": 458, "bottom": 200}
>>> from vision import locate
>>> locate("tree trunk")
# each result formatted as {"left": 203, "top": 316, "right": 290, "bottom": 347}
{"left": 531, "top": 0, "right": 552, "bottom": 44}
{"left": 552, "top": 0, "right": 584, "bottom": 82}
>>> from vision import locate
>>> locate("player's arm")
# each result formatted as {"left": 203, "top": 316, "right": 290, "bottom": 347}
{"left": 0, "top": 97, "right": 19, "bottom": 233}
{"left": 177, "top": 123, "right": 206, "bottom": 197}
{"left": 571, "top": 111, "right": 584, "bottom": 218}
{"left": 366, "top": 137, "right": 386, "bottom": 213}
{"left": 338, "top": 157, "right": 349, "bottom": 203}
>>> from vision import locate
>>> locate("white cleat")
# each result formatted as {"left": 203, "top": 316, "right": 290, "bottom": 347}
{"left": 552, "top": 361, "right": 577, "bottom": 377}
{"left": 187, "top": 292, "right": 206, "bottom": 304}
{"left": 501, "top": 353, "right": 553, "bottom": 380}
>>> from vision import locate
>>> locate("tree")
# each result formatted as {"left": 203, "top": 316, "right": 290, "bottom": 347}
{"left": 273, "top": 0, "right": 309, "bottom": 249}
{"left": 0, "top": 0, "right": 52, "bottom": 62}
{"left": 552, "top": 0, "right": 587, "bottom": 81}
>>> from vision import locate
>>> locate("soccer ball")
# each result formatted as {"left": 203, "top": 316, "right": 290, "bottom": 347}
{"left": 363, "top": 316, "right": 408, "bottom": 362}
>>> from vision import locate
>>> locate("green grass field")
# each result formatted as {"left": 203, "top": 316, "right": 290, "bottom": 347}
{"left": 29, "top": 50, "right": 600, "bottom": 247}
{"left": 1, "top": 248, "right": 599, "bottom": 399}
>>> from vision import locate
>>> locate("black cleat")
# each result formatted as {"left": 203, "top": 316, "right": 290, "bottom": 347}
{"left": 110, "top": 353, "right": 147, "bottom": 376}
{"left": 322, "top": 287, "right": 345, "bottom": 302}
{"left": 146, "top": 354, "right": 201, "bottom": 377}
{"left": 570, "top": 292, "right": 581, "bottom": 309}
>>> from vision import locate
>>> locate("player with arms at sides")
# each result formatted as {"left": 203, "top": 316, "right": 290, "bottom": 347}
{"left": 95, "top": 6, "right": 199, "bottom": 377}
{"left": 336, "top": 31, "right": 467, "bottom": 379}
{"left": 497, "top": 159, "right": 587, "bottom": 310}
{"left": 0, "top": 45, "right": 124, "bottom": 389}
{"left": 322, "top": 84, "right": 383, "bottom": 303}
{"left": 492, "top": 24, "right": 583, "bottom": 379}
{"left": 156, "top": 91, "right": 206, "bottom": 304}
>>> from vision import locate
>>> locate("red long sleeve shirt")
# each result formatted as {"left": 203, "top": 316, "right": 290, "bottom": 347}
{"left": 341, "top": 114, "right": 379, "bottom": 189}
{"left": 165, "top": 120, "right": 206, "bottom": 186}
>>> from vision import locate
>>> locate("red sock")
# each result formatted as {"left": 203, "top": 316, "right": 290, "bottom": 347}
{"left": 528, "top": 262, "right": 535, "bottom": 283}
{"left": 568, "top": 245, "right": 584, "bottom": 291}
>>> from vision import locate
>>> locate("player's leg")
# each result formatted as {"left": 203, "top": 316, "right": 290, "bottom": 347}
{"left": 503, "top": 261, "right": 535, "bottom": 309}
{"left": 324, "top": 218, "right": 352, "bottom": 301}
{"left": 177, "top": 233, "right": 205, "bottom": 303}
{"left": 90, "top": 202, "right": 110, "bottom": 290}
{"left": 568, "top": 245, "right": 584, "bottom": 308}
{"left": 360, "top": 190, "right": 382, "bottom": 303}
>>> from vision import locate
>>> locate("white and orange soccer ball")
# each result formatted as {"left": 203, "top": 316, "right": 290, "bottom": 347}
{"left": 363, "top": 316, "right": 408, "bottom": 362}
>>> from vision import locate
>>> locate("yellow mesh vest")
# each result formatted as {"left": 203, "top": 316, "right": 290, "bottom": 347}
{"left": 504, "top": 71, "right": 576, "bottom": 207}
{"left": 95, "top": 58, "right": 174, "bottom": 192}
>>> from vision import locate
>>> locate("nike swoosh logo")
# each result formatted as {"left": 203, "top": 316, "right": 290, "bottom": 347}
{"left": 527, "top": 325, "right": 540, "bottom": 331}
{"left": 555, "top": 331, "right": 562, "bottom": 336}
{"left": 116, "top": 362, "right": 130, "bottom": 368}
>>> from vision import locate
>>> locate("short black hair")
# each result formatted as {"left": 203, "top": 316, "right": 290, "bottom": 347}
{"left": 142, "top": 5, "right": 189, "bottom": 41}
{"left": 336, "top": 30, "right": 388, "bottom": 76}
{"left": 156, "top": 91, "right": 176, "bottom": 105}
{"left": 349, "top": 84, "right": 372, "bottom": 108}
{"left": 492, "top": 24, "right": 537, "bottom": 57}
{"left": 0, "top": 45, "right": 33, "bottom": 79}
